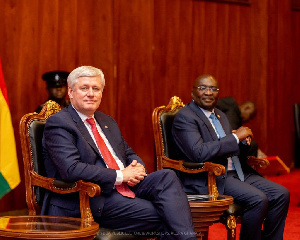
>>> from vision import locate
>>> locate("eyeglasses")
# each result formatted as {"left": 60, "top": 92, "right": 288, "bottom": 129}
{"left": 79, "top": 86, "right": 102, "bottom": 93}
{"left": 193, "top": 86, "right": 219, "bottom": 93}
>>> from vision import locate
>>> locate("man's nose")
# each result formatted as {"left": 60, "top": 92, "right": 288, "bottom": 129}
{"left": 205, "top": 88, "right": 213, "bottom": 94}
{"left": 87, "top": 88, "right": 94, "bottom": 95}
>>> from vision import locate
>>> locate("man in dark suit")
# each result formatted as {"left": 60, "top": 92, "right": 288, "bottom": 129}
{"left": 172, "top": 74, "right": 289, "bottom": 240}
{"left": 42, "top": 66, "right": 197, "bottom": 240}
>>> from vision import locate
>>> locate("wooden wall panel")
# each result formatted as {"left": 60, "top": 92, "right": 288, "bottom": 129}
{"left": 75, "top": 0, "right": 114, "bottom": 115}
{"left": 153, "top": 0, "right": 195, "bottom": 105}
{"left": 153, "top": 1, "right": 252, "bottom": 103}
{"left": 0, "top": 0, "right": 299, "bottom": 213}
{"left": 0, "top": 0, "right": 115, "bottom": 212}
{"left": 292, "top": 13, "right": 300, "bottom": 100}
{"left": 247, "top": 0, "right": 268, "bottom": 156}
{"left": 267, "top": 0, "right": 296, "bottom": 161}
{"left": 112, "top": 0, "right": 155, "bottom": 168}
{"left": 0, "top": 0, "right": 57, "bottom": 213}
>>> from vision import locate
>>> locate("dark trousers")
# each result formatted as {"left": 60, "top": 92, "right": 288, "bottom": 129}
{"left": 224, "top": 171, "right": 290, "bottom": 240}
{"left": 96, "top": 169, "right": 196, "bottom": 240}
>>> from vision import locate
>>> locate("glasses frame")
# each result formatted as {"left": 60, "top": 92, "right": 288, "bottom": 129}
{"left": 193, "top": 86, "right": 220, "bottom": 93}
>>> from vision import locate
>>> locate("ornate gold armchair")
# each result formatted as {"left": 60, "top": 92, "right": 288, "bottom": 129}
{"left": 152, "top": 96, "right": 269, "bottom": 240}
{"left": 20, "top": 100, "right": 100, "bottom": 222}
{"left": 19, "top": 100, "right": 143, "bottom": 240}
{"left": 152, "top": 96, "right": 234, "bottom": 240}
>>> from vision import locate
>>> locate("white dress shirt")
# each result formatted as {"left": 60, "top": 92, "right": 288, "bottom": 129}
{"left": 74, "top": 108, "right": 123, "bottom": 185}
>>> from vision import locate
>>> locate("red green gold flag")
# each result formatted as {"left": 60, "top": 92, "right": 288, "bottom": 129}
{"left": 0, "top": 58, "right": 21, "bottom": 199}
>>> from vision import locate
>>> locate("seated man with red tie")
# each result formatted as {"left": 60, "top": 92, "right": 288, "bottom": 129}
{"left": 171, "top": 74, "right": 290, "bottom": 240}
{"left": 42, "top": 66, "right": 197, "bottom": 240}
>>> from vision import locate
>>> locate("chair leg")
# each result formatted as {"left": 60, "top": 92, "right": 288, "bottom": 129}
{"left": 226, "top": 229, "right": 237, "bottom": 240}
{"left": 226, "top": 215, "right": 237, "bottom": 240}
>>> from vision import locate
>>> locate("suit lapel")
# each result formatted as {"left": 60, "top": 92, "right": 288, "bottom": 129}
{"left": 94, "top": 112, "right": 115, "bottom": 146}
{"left": 67, "top": 106, "right": 101, "bottom": 157}
{"left": 215, "top": 108, "right": 231, "bottom": 135}
{"left": 188, "top": 101, "right": 219, "bottom": 140}
{"left": 67, "top": 106, "right": 124, "bottom": 166}
{"left": 94, "top": 111, "right": 124, "bottom": 162}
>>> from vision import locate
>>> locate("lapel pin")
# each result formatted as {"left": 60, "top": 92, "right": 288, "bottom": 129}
{"left": 217, "top": 114, "right": 220, "bottom": 118}
{"left": 105, "top": 126, "right": 108, "bottom": 128}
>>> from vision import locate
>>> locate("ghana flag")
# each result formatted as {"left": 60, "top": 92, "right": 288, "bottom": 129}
{"left": 0, "top": 58, "right": 20, "bottom": 199}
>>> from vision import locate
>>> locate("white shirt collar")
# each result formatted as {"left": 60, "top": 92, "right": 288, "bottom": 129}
{"left": 192, "top": 100, "right": 215, "bottom": 118}
{"left": 71, "top": 105, "right": 95, "bottom": 123}
{"left": 194, "top": 104, "right": 215, "bottom": 119}
{"left": 200, "top": 107, "right": 214, "bottom": 119}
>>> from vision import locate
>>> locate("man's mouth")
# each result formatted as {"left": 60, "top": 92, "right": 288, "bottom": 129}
{"left": 85, "top": 100, "right": 95, "bottom": 104}
{"left": 203, "top": 98, "right": 214, "bottom": 102}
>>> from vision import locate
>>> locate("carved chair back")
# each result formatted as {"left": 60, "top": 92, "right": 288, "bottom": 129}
{"left": 20, "top": 100, "right": 62, "bottom": 214}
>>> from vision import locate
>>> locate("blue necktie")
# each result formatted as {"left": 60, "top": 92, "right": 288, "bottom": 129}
{"left": 209, "top": 113, "right": 244, "bottom": 181}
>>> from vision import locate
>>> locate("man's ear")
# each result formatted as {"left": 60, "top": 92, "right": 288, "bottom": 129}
{"left": 68, "top": 86, "right": 73, "bottom": 99}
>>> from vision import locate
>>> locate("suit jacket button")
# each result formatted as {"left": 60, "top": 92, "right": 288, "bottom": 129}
{"left": 98, "top": 208, "right": 101, "bottom": 213}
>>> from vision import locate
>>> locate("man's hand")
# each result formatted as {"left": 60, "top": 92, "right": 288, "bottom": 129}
{"left": 232, "top": 126, "right": 253, "bottom": 145}
{"left": 122, "top": 160, "right": 147, "bottom": 187}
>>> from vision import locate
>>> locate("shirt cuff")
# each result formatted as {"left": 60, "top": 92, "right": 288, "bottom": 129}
{"left": 115, "top": 170, "right": 123, "bottom": 185}
{"left": 232, "top": 133, "right": 239, "bottom": 144}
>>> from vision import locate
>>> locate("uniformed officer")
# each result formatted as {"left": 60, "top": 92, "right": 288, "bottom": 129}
{"left": 35, "top": 71, "right": 70, "bottom": 113}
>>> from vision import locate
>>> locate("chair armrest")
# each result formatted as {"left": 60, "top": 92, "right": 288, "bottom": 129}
{"left": 247, "top": 156, "right": 270, "bottom": 170}
{"left": 52, "top": 180, "right": 77, "bottom": 189}
{"left": 161, "top": 156, "right": 225, "bottom": 198}
{"left": 162, "top": 156, "right": 225, "bottom": 174}
{"left": 30, "top": 172, "right": 101, "bottom": 222}
{"left": 182, "top": 161, "right": 205, "bottom": 169}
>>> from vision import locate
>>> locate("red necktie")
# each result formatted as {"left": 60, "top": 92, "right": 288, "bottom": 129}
{"left": 86, "top": 118, "right": 135, "bottom": 198}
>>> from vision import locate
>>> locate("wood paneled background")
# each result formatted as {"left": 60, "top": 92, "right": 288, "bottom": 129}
{"left": 0, "top": 0, "right": 299, "bottom": 212}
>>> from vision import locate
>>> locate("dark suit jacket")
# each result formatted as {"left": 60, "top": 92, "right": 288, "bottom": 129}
{"left": 41, "top": 105, "right": 144, "bottom": 217}
{"left": 172, "top": 101, "right": 253, "bottom": 194}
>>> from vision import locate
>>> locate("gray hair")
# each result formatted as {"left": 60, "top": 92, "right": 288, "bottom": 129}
{"left": 67, "top": 66, "right": 105, "bottom": 90}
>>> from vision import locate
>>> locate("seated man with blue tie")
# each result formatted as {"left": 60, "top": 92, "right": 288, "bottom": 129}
{"left": 172, "top": 74, "right": 290, "bottom": 240}
{"left": 42, "top": 66, "right": 197, "bottom": 240}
